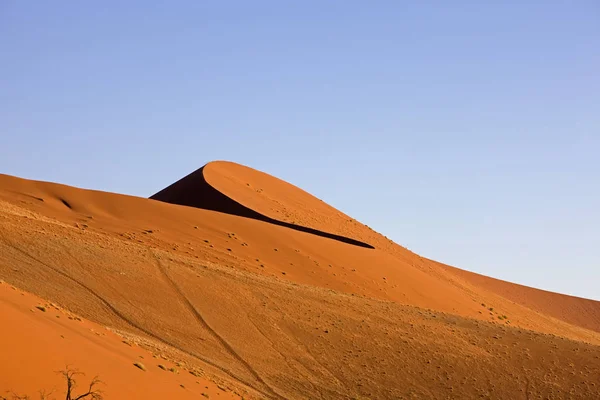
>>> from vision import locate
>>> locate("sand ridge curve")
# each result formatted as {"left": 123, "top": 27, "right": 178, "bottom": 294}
{"left": 151, "top": 162, "right": 374, "bottom": 249}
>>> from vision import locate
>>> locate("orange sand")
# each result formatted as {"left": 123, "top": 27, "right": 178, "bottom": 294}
{"left": 1, "top": 161, "right": 599, "bottom": 399}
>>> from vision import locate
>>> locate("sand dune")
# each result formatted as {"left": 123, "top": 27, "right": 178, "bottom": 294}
{"left": 154, "top": 161, "right": 600, "bottom": 337}
{"left": 1, "top": 161, "right": 599, "bottom": 399}
{"left": 151, "top": 162, "right": 373, "bottom": 248}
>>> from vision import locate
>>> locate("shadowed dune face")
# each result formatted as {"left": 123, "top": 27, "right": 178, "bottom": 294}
{"left": 2, "top": 164, "right": 600, "bottom": 399}
{"left": 151, "top": 163, "right": 374, "bottom": 249}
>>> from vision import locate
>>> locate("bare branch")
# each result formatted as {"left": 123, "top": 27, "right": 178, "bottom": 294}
{"left": 3, "top": 366, "right": 102, "bottom": 400}
{"left": 73, "top": 376, "right": 103, "bottom": 400}
{"left": 38, "top": 388, "right": 54, "bottom": 400}
{"left": 57, "top": 368, "right": 102, "bottom": 400}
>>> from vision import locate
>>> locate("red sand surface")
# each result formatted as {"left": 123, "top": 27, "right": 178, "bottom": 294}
{"left": 1, "top": 161, "right": 600, "bottom": 399}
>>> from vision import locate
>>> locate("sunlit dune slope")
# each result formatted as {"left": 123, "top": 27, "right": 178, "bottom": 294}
{"left": 0, "top": 283, "right": 242, "bottom": 400}
{"left": 1, "top": 164, "right": 600, "bottom": 399}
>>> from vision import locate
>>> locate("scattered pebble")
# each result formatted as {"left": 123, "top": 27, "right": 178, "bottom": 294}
{"left": 133, "top": 362, "right": 146, "bottom": 371}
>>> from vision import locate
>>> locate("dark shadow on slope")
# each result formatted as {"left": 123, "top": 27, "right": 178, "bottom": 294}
{"left": 150, "top": 166, "right": 375, "bottom": 249}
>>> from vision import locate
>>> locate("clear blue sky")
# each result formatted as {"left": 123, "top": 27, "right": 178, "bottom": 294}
{"left": 1, "top": 2, "right": 598, "bottom": 300}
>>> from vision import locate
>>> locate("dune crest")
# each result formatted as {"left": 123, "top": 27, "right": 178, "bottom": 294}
{"left": 151, "top": 162, "right": 374, "bottom": 248}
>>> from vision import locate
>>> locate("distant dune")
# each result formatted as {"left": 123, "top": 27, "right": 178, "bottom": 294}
{"left": 1, "top": 161, "right": 599, "bottom": 399}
